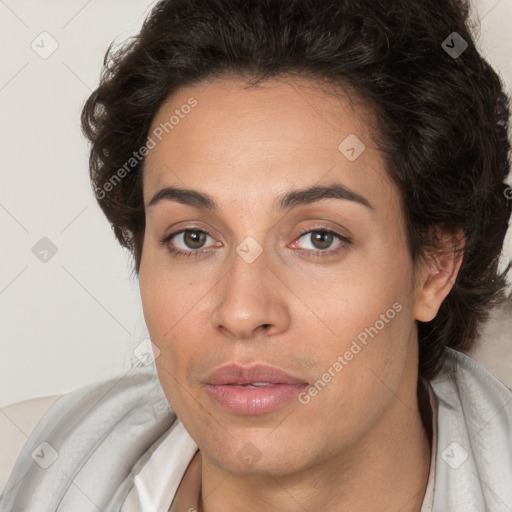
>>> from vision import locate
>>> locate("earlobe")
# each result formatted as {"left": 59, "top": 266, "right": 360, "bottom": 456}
{"left": 413, "top": 231, "right": 465, "bottom": 323}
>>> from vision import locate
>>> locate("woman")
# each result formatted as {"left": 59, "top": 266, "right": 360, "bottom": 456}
{"left": 1, "top": 0, "right": 511, "bottom": 510}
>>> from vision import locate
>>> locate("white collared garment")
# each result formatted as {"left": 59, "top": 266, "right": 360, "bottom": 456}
{"left": 119, "top": 349, "right": 512, "bottom": 512}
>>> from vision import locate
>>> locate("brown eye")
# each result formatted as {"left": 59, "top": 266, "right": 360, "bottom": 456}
{"left": 291, "top": 228, "right": 352, "bottom": 259}
{"left": 309, "top": 231, "right": 335, "bottom": 250}
{"left": 297, "top": 230, "right": 340, "bottom": 251}
{"left": 182, "top": 230, "right": 207, "bottom": 249}
{"left": 159, "top": 229, "right": 215, "bottom": 258}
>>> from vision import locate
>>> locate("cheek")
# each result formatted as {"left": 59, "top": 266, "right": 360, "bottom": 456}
{"left": 140, "top": 273, "right": 197, "bottom": 369}
{"left": 140, "top": 263, "right": 207, "bottom": 415}
{"left": 139, "top": 237, "right": 201, "bottom": 338}
{"left": 294, "top": 276, "right": 415, "bottom": 450}
{"left": 305, "top": 237, "right": 412, "bottom": 345}
{"left": 303, "top": 241, "right": 415, "bottom": 394}
{"left": 139, "top": 246, "right": 211, "bottom": 388}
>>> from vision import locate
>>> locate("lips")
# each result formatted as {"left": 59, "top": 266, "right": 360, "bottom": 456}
{"left": 203, "top": 363, "right": 308, "bottom": 415}
{"left": 204, "top": 363, "right": 307, "bottom": 386}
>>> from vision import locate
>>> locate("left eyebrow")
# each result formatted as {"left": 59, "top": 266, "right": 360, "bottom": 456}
{"left": 147, "top": 182, "right": 374, "bottom": 211}
{"left": 275, "top": 183, "right": 374, "bottom": 211}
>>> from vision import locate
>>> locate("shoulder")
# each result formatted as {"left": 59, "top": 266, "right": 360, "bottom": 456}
{"left": 468, "top": 301, "right": 512, "bottom": 389}
{"left": 0, "top": 395, "right": 62, "bottom": 496}
{"left": 432, "top": 347, "right": 512, "bottom": 411}
{"left": 431, "top": 348, "right": 512, "bottom": 463}
{"left": 0, "top": 368, "right": 176, "bottom": 509}
{"left": 429, "top": 349, "right": 512, "bottom": 509}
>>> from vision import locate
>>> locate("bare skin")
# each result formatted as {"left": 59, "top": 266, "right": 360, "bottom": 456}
{"left": 138, "top": 75, "right": 463, "bottom": 512}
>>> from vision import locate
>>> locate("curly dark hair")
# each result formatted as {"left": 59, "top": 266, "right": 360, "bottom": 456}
{"left": 81, "top": 0, "right": 511, "bottom": 383}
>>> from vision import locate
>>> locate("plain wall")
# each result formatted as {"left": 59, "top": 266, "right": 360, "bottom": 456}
{"left": 1, "top": 0, "right": 512, "bottom": 407}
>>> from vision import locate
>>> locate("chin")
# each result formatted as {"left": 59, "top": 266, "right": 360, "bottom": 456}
{"left": 200, "top": 429, "right": 318, "bottom": 477}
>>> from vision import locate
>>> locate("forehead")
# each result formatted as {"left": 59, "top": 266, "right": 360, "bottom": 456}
{"left": 142, "top": 75, "right": 396, "bottom": 214}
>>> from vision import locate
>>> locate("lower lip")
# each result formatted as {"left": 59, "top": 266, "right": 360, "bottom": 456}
{"left": 205, "top": 383, "right": 308, "bottom": 415}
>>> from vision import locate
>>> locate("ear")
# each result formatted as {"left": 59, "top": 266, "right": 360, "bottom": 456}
{"left": 413, "top": 227, "right": 465, "bottom": 323}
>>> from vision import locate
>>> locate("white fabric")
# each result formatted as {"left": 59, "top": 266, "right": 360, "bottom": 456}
{"left": 121, "top": 349, "right": 512, "bottom": 512}
{"left": 121, "top": 420, "right": 198, "bottom": 512}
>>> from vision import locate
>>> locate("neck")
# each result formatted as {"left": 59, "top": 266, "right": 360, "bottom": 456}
{"left": 199, "top": 387, "right": 432, "bottom": 512}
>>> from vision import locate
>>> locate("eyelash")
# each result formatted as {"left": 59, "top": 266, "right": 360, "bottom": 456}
{"left": 159, "top": 227, "right": 352, "bottom": 260}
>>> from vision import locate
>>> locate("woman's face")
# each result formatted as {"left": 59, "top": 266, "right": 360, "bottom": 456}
{"left": 139, "top": 76, "right": 430, "bottom": 476}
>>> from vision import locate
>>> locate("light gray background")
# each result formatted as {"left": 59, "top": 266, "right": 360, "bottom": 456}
{"left": 1, "top": 0, "right": 511, "bottom": 407}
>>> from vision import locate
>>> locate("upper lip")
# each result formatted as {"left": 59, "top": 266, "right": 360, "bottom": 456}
{"left": 203, "top": 363, "right": 308, "bottom": 385}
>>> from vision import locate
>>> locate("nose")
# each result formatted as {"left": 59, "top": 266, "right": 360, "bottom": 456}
{"left": 210, "top": 247, "right": 291, "bottom": 340}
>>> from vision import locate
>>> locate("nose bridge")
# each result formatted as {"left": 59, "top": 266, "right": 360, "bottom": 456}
{"left": 229, "top": 241, "right": 269, "bottom": 298}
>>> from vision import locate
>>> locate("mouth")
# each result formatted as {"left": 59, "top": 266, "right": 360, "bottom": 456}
{"left": 203, "top": 363, "right": 309, "bottom": 415}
